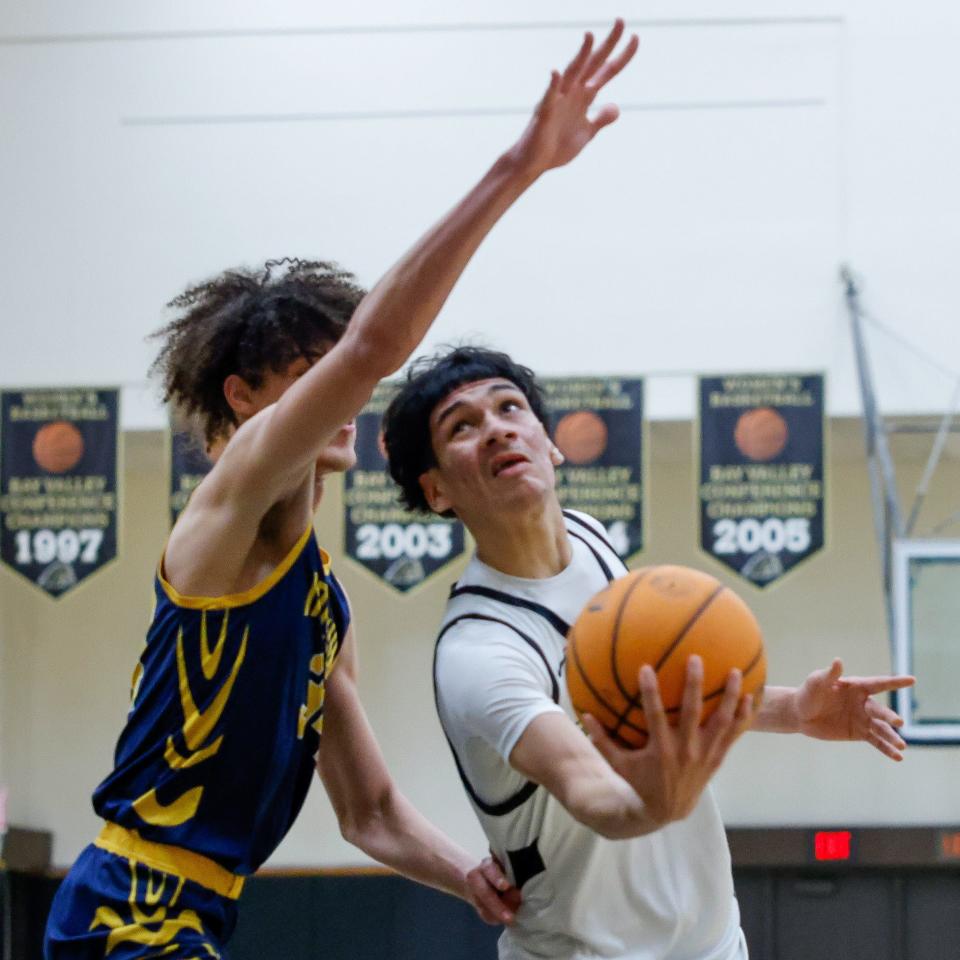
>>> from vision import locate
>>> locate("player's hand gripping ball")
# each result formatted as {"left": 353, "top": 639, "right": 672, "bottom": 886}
{"left": 566, "top": 566, "right": 765, "bottom": 747}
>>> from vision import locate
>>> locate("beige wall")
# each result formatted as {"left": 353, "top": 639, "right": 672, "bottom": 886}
{"left": 1, "top": 420, "right": 959, "bottom": 869}
{"left": 0, "top": 432, "right": 168, "bottom": 862}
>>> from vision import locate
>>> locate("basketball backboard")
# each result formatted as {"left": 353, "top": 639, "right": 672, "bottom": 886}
{"left": 892, "top": 540, "right": 960, "bottom": 743}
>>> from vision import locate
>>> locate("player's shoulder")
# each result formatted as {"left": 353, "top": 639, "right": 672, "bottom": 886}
{"left": 433, "top": 616, "right": 504, "bottom": 707}
{"left": 436, "top": 610, "right": 502, "bottom": 657}
{"left": 434, "top": 605, "right": 543, "bottom": 676}
{"left": 438, "top": 571, "right": 530, "bottom": 647}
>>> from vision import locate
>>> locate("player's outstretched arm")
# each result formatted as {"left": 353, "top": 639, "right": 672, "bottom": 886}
{"left": 228, "top": 20, "right": 639, "bottom": 512}
{"left": 317, "top": 628, "right": 520, "bottom": 925}
{"left": 751, "top": 659, "right": 915, "bottom": 761}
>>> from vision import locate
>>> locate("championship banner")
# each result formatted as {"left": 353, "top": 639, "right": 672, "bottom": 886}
{"left": 169, "top": 428, "right": 212, "bottom": 526}
{"left": 0, "top": 388, "right": 120, "bottom": 598}
{"left": 543, "top": 377, "right": 645, "bottom": 560}
{"left": 344, "top": 382, "right": 465, "bottom": 592}
{"left": 698, "top": 374, "right": 825, "bottom": 588}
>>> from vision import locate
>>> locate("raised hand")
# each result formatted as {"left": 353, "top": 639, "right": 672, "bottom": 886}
{"left": 508, "top": 19, "right": 639, "bottom": 177}
{"left": 583, "top": 656, "right": 754, "bottom": 826}
{"left": 794, "top": 659, "right": 915, "bottom": 761}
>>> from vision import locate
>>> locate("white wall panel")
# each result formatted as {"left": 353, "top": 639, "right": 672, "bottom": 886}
{"left": 1, "top": 15, "right": 848, "bottom": 423}
{"left": 0, "top": 3, "right": 841, "bottom": 39}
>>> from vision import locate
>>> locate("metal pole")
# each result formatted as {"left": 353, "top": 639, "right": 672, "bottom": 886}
{"left": 841, "top": 266, "right": 903, "bottom": 599}
{"left": 905, "top": 377, "right": 960, "bottom": 535}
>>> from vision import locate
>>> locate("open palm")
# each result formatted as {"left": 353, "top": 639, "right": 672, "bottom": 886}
{"left": 512, "top": 19, "right": 639, "bottom": 175}
{"left": 796, "top": 659, "right": 914, "bottom": 760}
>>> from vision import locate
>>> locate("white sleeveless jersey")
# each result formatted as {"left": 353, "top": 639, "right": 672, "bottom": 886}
{"left": 434, "top": 511, "right": 746, "bottom": 960}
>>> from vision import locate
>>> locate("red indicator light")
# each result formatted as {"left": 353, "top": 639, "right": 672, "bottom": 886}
{"left": 814, "top": 831, "right": 852, "bottom": 861}
{"left": 941, "top": 832, "right": 960, "bottom": 861}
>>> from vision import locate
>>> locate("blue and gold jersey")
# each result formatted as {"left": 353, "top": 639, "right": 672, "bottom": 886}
{"left": 92, "top": 526, "right": 349, "bottom": 875}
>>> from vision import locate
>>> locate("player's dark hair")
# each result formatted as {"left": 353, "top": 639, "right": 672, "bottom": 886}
{"left": 383, "top": 345, "right": 549, "bottom": 515}
{"left": 150, "top": 258, "right": 365, "bottom": 446}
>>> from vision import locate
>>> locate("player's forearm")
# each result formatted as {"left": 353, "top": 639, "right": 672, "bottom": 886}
{"left": 342, "top": 152, "right": 540, "bottom": 378}
{"left": 341, "top": 785, "right": 477, "bottom": 902}
{"left": 750, "top": 686, "right": 799, "bottom": 733}
{"left": 512, "top": 716, "right": 665, "bottom": 840}
{"left": 560, "top": 773, "right": 661, "bottom": 840}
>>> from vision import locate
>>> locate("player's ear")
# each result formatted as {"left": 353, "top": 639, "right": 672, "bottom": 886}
{"left": 549, "top": 442, "right": 565, "bottom": 466}
{"left": 419, "top": 468, "right": 452, "bottom": 515}
{"left": 223, "top": 374, "right": 258, "bottom": 421}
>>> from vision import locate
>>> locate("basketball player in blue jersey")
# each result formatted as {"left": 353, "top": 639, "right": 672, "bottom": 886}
{"left": 382, "top": 346, "right": 916, "bottom": 960}
{"left": 43, "top": 22, "right": 640, "bottom": 959}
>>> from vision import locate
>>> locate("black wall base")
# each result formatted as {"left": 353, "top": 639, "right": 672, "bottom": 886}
{"left": 4, "top": 867, "right": 959, "bottom": 959}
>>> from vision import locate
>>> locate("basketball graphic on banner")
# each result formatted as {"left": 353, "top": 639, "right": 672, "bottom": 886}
{"left": 554, "top": 410, "right": 609, "bottom": 465}
{"left": 734, "top": 407, "right": 789, "bottom": 461}
{"left": 554, "top": 410, "right": 607, "bottom": 466}
{"left": 32, "top": 421, "right": 85, "bottom": 474}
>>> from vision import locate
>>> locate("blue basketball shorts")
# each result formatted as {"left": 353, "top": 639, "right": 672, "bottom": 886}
{"left": 44, "top": 824, "right": 243, "bottom": 959}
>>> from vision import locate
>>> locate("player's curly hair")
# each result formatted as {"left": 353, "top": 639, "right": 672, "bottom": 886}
{"left": 383, "top": 345, "right": 549, "bottom": 515}
{"left": 150, "top": 258, "right": 365, "bottom": 446}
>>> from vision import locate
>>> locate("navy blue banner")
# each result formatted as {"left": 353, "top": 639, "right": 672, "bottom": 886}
{"left": 170, "top": 428, "right": 213, "bottom": 526}
{"left": 543, "top": 377, "right": 645, "bottom": 561}
{"left": 0, "top": 388, "right": 119, "bottom": 598}
{"left": 344, "top": 382, "right": 465, "bottom": 593}
{"left": 698, "top": 374, "right": 826, "bottom": 588}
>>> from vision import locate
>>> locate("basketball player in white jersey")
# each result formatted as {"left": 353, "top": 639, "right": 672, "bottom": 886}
{"left": 382, "top": 346, "right": 916, "bottom": 960}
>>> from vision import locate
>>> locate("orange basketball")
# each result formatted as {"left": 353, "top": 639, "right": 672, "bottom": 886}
{"left": 566, "top": 566, "right": 765, "bottom": 747}
{"left": 554, "top": 410, "right": 608, "bottom": 465}
{"left": 32, "top": 420, "right": 85, "bottom": 474}
{"left": 734, "top": 407, "right": 788, "bottom": 461}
